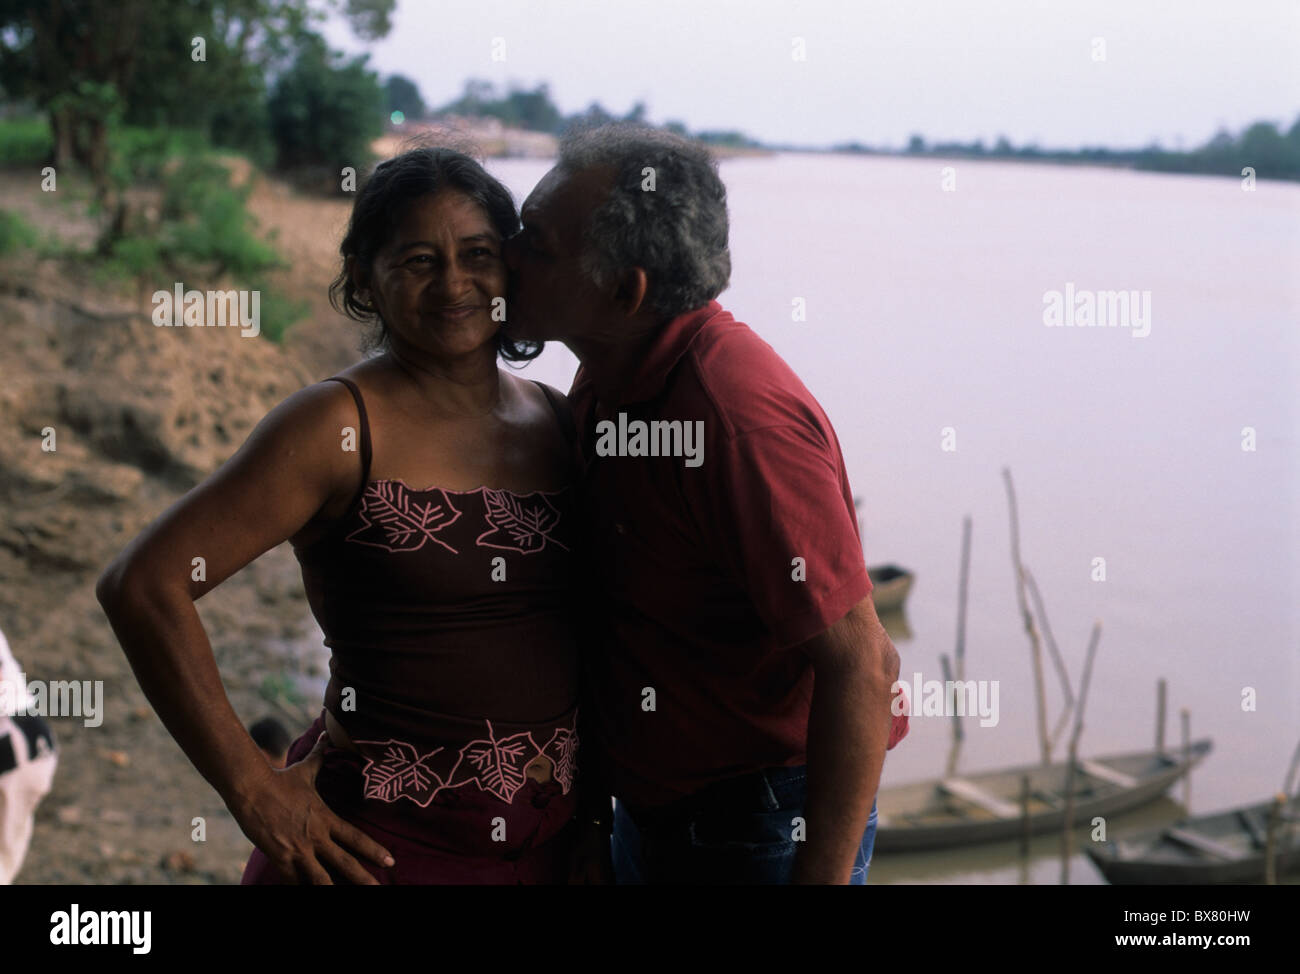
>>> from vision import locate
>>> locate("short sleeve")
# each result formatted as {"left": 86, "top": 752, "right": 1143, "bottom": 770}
{"left": 699, "top": 423, "right": 872, "bottom": 649}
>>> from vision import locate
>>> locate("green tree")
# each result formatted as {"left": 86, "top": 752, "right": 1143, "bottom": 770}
{"left": 384, "top": 74, "right": 425, "bottom": 120}
{"left": 0, "top": 0, "right": 395, "bottom": 240}
{"left": 0, "top": 0, "right": 147, "bottom": 183}
{"left": 565, "top": 101, "right": 616, "bottom": 132}
{"left": 439, "top": 78, "right": 498, "bottom": 117}
{"left": 1238, "top": 121, "right": 1288, "bottom": 174}
{"left": 503, "top": 83, "right": 562, "bottom": 132}
{"left": 267, "top": 34, "right": 383, "bottom": 173}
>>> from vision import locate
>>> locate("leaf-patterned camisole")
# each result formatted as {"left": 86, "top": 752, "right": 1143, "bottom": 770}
{"left": 290, "top": 376, "right": 581, "bottom": 856}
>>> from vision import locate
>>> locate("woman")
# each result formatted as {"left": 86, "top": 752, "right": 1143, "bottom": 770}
{"left": 97, "top": 147, "right": 602, "bottom": 883}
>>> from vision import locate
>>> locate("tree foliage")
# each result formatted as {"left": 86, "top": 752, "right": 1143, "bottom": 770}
{"left": 384, "top": 73, "right": 425, "bottom": 120}
{"left": 435, "top": 80, "right": 654, "bottom": 136}
{"left": 267, "top": 34, "right": 383, "bottom": 172}
{"left": 0, "top": 0, "right": 394, "bottom": 173}
{"left": 0, "top": 0, "right": 394, "bottom": 247}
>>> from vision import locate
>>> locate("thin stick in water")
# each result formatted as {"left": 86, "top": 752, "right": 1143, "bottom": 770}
{"left": 1265, "top": 792, "right": 1286, "bottom": 886}
{"left": 1155, "top": 679, "right": 1167, "bottom": 754}
{"left": 955, "top": 515, "right": 971, "bottom": 684}
{"left": 1060, "top": 619, "right": 1103, "bottom": 886}
{"left": 1003, "top": 467, "right": 1051, "bottom": 765}
{"left": 1019, "top": 773, "right": 1032, "bottom": 861}
{"left": 1283, "top": 737, "right": 1300, "bottom": 799}
{"left": 1025, "top": 567, "right": 1075, "bottom": 753}
{"left": 941, "top": 652, "right": 963, "bottom": 777}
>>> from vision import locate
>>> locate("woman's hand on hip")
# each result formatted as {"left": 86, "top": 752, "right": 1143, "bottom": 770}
{"left": 230, "top": 732, "right": 395, "bottom": 885}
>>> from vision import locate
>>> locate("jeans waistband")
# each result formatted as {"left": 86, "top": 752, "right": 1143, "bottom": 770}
{"left": 625, "top": 765, "right": 808, "bottom": 830}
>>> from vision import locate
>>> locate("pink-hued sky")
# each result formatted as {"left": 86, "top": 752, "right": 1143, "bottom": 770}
{"left": 323, "top": 0, "right": 1300, "bottom": 150}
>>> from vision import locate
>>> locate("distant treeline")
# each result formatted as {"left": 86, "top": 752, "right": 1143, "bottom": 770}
{"left": 829, "top": 117, "right": 1300, "bottom": 181}
{"left": 418, "top": 78, "right": 763, "bottom": 150}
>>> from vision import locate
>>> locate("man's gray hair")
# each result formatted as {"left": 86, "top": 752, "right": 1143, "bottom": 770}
{"left": 559, "top": 123, "right": 730, "bottom": 319}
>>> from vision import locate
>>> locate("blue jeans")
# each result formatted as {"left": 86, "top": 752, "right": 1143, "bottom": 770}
{"left": 611, "top": 765, "right": 878, "bottom": 884}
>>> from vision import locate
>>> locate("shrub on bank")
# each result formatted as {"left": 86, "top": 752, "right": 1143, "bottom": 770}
{"left": 0, "top": 117, "right": 53, "bottom": 167}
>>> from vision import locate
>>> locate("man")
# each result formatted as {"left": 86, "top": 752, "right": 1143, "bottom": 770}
{"left": 504, "top": 124, "right": 907, "bottom": 884}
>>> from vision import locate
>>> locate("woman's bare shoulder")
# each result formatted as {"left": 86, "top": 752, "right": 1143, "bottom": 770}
{"left": 219, "top": 377, "right": 370, "bottom": 525}
{"left": 252, "top": 376, "right": 364, "bottom": 444}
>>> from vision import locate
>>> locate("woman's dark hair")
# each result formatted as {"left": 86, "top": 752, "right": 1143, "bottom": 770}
{"left": 329, "top": 144, "right": 540, "bottom": 363}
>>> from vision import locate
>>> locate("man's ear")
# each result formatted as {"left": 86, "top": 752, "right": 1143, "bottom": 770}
{"left": 614, "top": 266, "right": 649, "bottom": 317}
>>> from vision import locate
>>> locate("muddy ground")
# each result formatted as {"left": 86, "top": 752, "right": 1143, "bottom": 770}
{"left": 1, "top": 166, "right": 365, "bottom": 883}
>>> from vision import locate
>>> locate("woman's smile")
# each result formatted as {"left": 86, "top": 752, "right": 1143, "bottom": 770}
{"left": 430, "top": 303, "right": 486, "bottom": 322}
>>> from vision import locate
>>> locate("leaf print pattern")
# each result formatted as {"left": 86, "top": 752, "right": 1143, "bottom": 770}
{"left": 475, "top": 489, "right": 570, "bottom": 554}
{"left": 358, "top": 740, "right": 446, "bottom": 807}
{"left": 354, "top": 716, "right": 578, "bottom": 808}
{"left": 345, "top": 481, "right": 462, "bottom": 553}
{"left": 450, "top": 720, "right": 537, "bottom": 803}
{"left": 540, "top": 723, "right": 578, "bottom": 793}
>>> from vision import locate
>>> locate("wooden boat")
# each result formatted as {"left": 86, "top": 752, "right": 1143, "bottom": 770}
{"left": 1085, "top": 797, "right": 1300, "bottom": 884}
{"left": 875, "top": 740, "right": 1212, "bottom": 852}
{"left": 868, "top": 564, "right": 914, "bottom": 612}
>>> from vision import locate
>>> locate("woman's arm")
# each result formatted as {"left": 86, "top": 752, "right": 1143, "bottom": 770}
{"left": 96, "top": 380, "right": 394, "bottom": 884}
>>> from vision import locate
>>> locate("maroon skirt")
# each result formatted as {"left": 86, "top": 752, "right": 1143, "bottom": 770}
{"left": 240, "top": 712, "right": 579, "bottom": 885}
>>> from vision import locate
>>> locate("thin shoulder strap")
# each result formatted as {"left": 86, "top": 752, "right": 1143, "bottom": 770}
{"left": 532, "top": 380, "right": 577, "bottom": 448}
{"left": 323, "top": 376, "right": 372, "bottom": 509}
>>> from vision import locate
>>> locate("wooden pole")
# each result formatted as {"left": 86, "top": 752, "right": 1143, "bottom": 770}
{"left": 1025, "top": 568, "right": 1075, "bottom": 753}
{"left": 955, "top": 515, "right": 971, "bottom": 685}
{"left": 1019, "top": 774, "right": 1032, "bottom": 859}
{"left": 1283, "top": 737, "right": 1300, "bottom": 799}
{"left": 1003, "top": 467, "right": 1051, "bottom": 765}
{"left": 943, "top": 515, "right": 972, "bottom": 779}
{"left": 1155, "top": 679, "right": 1167, "bottom": 754}
{"left": 941, "top": 653, "right": 962, "bottom": 778}
{"left": 1265, "top": 792, "right": 1286, "bottom": 886}
{"left": 1060, "top": 620, "right": 1102, "bottom": 886}
{"left": 1181, "top": 709, "right": 1192, "bottom": 807}
{"left": 1277, "top": 741, "right": 1300, "bottom": 881}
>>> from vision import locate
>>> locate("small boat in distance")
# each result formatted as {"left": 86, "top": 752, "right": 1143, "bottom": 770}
{"left": 868, "top": 564, "right": 915, "bottom": 612}
{"left": 875, "top": 740, "right": 1212, "bottom": 852}
{"left": 1086, "top": 797, "right": 1300, "bottom": 884}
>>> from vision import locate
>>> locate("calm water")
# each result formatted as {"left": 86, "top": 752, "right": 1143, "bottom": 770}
{"left": 298, "top": 154, "right": 1300, "bottom": 883}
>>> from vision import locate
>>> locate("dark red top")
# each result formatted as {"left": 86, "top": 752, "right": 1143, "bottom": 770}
{"left": 569, "top": 301, "right": 907, "bottom": 809}
{"left": 290, "top": 377, "right": 580, "bottom": 851}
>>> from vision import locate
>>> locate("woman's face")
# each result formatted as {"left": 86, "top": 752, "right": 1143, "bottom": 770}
{"left": 362, "top": 190, "right": 507, "bottom": 361}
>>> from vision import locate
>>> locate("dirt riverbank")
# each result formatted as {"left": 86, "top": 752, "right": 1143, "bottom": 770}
{"left": 1, "top": 167, "right": 360, "bottom": 883}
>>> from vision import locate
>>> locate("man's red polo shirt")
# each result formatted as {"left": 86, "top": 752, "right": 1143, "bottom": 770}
{"left": 569, "top": 300, "right": 907, "bottom": 809}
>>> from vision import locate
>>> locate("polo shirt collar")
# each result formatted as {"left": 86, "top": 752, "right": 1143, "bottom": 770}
{"left": 599, "top": 300, "right": 725, "bottom": 408}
